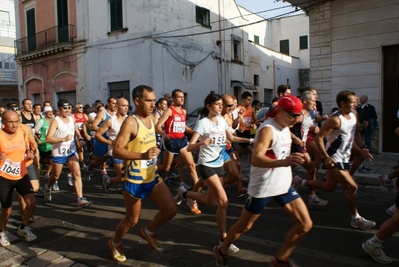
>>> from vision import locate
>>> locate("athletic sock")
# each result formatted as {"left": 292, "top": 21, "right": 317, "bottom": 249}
{"left": 351, "top": 214, "right": 361, "bottom": 220}
{"left": 144, "top": 227, "right": 154, "bottom": 236}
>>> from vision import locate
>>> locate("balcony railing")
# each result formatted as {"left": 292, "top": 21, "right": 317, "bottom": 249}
{"left": 14, "top": 24, "right": 76, "bottom": 56}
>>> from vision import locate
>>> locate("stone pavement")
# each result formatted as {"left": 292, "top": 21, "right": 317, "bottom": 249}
{"left": 1, "top": 153, "right": 398, "bottom": 266}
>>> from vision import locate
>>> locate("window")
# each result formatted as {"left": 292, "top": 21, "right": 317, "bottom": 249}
{"left": 254, "top": 35, "right": 259, "bottom": 44}
{"left": 254, "top": 75, "right": 259, "bottom": 86}
{"left": 280, "top": 39, "right": 289, "bottom": 55}
{"left": 0, "top": 62, "right": 2, "bottom": 69}
{"left": 57, "top": 0, "right": 69, "bottom": 42}
{"left": 26, "top": 8, "right": 36, "bottom": 52}
{"left": 110, "top": 0, "right": 123, "bottom": 32}
{"left": 300, "top": 35, "right": 308, "bottom": 50}
{"left": 196, "top": 6, "right": 210, "bottom": 27}
{"left": 232, "top": 36, "right": 242, "bottom": 62}
{"left": 4, "top": 62, "right": 9, "bottom": 69}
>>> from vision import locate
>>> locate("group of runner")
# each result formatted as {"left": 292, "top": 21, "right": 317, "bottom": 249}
{"left": 0, "top": 85, "right": 398, "bottom": 266}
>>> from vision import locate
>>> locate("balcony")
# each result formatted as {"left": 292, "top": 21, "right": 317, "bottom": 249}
{"left": 14, "top": 24, "right": 76, "bottom": 61}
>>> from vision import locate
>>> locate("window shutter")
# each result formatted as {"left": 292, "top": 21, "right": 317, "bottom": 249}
{"left": 196, "top": 6, "right": 203, "bottom": 24}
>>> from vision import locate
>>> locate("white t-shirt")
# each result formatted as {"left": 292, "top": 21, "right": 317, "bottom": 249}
{"left": 248, "top": 118, "right": 292, "bottom": 198}
{"left": 194, "top": 115, "right": 228, "bottom": 168}
{"left": 107, "top": 114, "right": 127, "bottom": 156}
{"left": 52, "top": 116, "right": 77, "bottom": 157}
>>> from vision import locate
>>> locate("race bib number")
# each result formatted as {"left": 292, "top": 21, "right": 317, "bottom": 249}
{"left": 1, "top": 159, "right": 21, "bottom": 176}
{"left": 173, "top": 121, "right": 185, "bottom": 133}
{"left": 243, "top": 117, "right": 251, "bottom": 124}
{"left": 59, "top": 143, "right": 72, "bottom": 155}
{"left": 209, "top": 132, "right": 226, "bottom": 146}
{"left": 140, "top": 157, "right": 158, "bottom": 169}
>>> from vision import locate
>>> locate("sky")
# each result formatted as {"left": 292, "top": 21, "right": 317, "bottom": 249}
{"left": 234, "top": 0, "right": 303, "bottom": 19}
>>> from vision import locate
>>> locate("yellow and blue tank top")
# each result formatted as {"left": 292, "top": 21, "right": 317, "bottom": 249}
{"left": 122, "top": 115, "right": 159, "bottom": 184}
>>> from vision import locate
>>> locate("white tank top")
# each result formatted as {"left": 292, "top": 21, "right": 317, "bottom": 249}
{"left": 325, "top": 112, "right": 356, "bottom": 163}
{"left": 301, "top": 111, "right": 313, "bottom": 142}
{"left": 248, "top": 118, "right": 293, "bottom": 198}
{"left": 107, "top": 114, "right": 127, "bottom": 156}
{"left": 52, "top": 116, "right": 77, "bottom": 157}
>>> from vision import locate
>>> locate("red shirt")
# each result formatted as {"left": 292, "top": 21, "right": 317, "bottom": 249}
{"left": 164, "top": 106, "right": 186, "bottom": 139}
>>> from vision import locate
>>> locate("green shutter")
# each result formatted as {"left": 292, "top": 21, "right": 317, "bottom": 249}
{"left": 280, "top": 39, "right": 289, "bottom": 55}
{"left": 300, "top": 35, "right": 308, "bottom": 50}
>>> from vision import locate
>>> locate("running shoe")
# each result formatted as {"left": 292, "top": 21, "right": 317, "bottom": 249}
{"left": 358, "top": 165, "right": 371, "bottom": 173}
{"left": 66, "top": 173, "right": 74, "bottom": 187}
{"left": 362, "top": 239, "right": 392, "bottom": 264}
{"left": 52, "top": 181, "right": 60, "bottom": 191}
{"left": 107, "top": 239, "right": 126, "bottom": 262}
{"left": 138, "top": 228, "right": 163, "bottom": 252}
{"left": 102, "top": 174, "right": 111, "bottom": 192}
{"left": 0, "top": 231, "right": 10, "bottom": 247}
{"left": 44, "top": 173, "right": 50, "bottom": 180}
{"left": 351, "top": 216, "right": 376, "bottom": 230}
{"left": 174, "top": 185, "right": 187, "bottom": 205}
{"left": 101, "top": 169, "right": 107, "bottom": 175}
{"left": 219, "top": 240, "right": 240, "bottom": 254}
{"left": 180, "top": 182, "right": 191, "bottom": 190}
{"left": 378, "top": 175, "right": 389, "bottom": 193}
{"left": 214, "top": 246, "right": 228, "bottom": 267}
{"left": 270, "top": 257, "right": 295, "bottom": 267}
{"left": 308, "top": 195, "right": 328, "bottom": 206}
{"left": 44, "top": 184, "right": 52, "bottom": 202}
{"left": 238, "top": 187, "right": 248, "bottom": 199}
{"left": 17, "top": 225, "right": 37, "bottom": 242}
{"left": 187, "top": 198, "right": 201, "bottom": 215}
{"left": 292, "top": 175, "right": 303, "bottom": 191}
{"left": 77, "top": 198, "right": 92, "bottom": 208}
{"left": 386, "top": 204, "right": 396, "bottom": 216}
{"left": 82, "top": 165, "right": 92, "bottom": 181}
{"left": 34, "top": 188, "right": 44, "bottom": 197}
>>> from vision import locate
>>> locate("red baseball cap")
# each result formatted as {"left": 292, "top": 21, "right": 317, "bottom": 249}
{"left": 278, "top": 95, "right": 303, "bottom": 114}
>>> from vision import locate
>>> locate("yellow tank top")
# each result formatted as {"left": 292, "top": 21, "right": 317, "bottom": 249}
{"left": 122, "top": 115, "right": 159, "bottom": 184}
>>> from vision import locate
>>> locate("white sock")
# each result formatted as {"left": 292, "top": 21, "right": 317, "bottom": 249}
{"left": 351, "top": 214, "right": 361, "bottom": 220}
{"left": 370, "top": 235, "right": 383, "bottom": 244}
{"left": 382, "top": 175, "right": 390, "bottom": 183}
{"left": 144, "top": 227, "right": 154, "bottom": 236}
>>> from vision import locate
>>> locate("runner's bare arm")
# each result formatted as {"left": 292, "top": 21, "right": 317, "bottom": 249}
{"left": 95, "top": 119, "right": 112, "bottom": 145}
{"left": 155, "top": 108, "right": 171, "bottom": 137}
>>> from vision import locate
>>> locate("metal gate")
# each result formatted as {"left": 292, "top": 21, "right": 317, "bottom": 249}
{"left": 109, "top": 81, "right": 130, "bottom": 103}
{"left": 382, "top": 45, "right": 399, "bottom": 152}
{"left": 56, "top": 91, "right": 76, "bottom": 107}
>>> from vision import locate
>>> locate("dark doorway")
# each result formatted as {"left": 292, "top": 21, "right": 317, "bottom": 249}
{"left": 57, "top": 0, "right": 69, "bottom": 43}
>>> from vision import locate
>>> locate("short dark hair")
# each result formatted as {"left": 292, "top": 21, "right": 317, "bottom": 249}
{"left": 107, "top": 97, "right": 116, "bottom": 104}
{"left": 252, "top": 100, "right": 260, "bottom": 107}
{"left": 241, "top": 91, "right": 252, "bottom": 100}
{"left": 6, "top": 101, "right": 17, "bottom": 109}
{"left": 132, "top": 85, "right": 154, "bottom": 101}
{"left": 22, "top": 98, "right": 32, "bottom": 105}
{"left": 277, "top": 84, "right": 291, "bottom": 96}
{"left": 33, "top": 103, "right": 41, "bottom": 109}
{"left": 171, "top": 89, "right": 183, "bottom": 97}
{"left": 336, "top": 90, "right": 356, "bottom": 107}
{"left": 57, "top": 99, "right": 70, "bottom": 108}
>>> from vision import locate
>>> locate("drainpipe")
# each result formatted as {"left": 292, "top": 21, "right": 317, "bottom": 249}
{"left": 218, "top": 0, "right": 224, "bottom": 94}
{"left": 273, "top": 60, "right": 276, "bottom": 95}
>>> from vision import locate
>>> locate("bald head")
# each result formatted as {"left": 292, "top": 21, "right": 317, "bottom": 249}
{"left": 2, "top": 110, "right": 20, "bottom": 133}
{"left": 221, "top": 94, "right": 235, "bottom": 114}
{"left": 117, "top": 97, "right": 129, "bottom": 116}
{"left": 222, "top": 94, "right": 234, "bottom": 105}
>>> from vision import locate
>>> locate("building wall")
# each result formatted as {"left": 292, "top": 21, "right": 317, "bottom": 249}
{"left": 309, "top": 0, "right": 399, "bottom": 152}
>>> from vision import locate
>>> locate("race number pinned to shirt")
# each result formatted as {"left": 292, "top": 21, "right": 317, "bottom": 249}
{"left": 173, "top": 121, "right": 185, "bottom": 133}
{"left": 209, "top": 131, "right": 226, "bottom": 146}
{"left": 76, "top": 122, "right": 84, "bottom": 130}
{"left": 140, "top": 157, "right": 158, "bottom": 169}
{"left": 1, "top": 159, "right": 21, "bottom": 176}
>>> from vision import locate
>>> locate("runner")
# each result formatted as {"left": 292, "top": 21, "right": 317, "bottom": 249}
{"left": 175, "top": 93, "right": 252, "bottom": 253}
{"left": 107, "top": 85, "right": 177, "bottom": 262}
{"left": 43, "top": 99, "right": 91, "bottom": 208}
{"left": 0, "top": 110, "right": 37, "bottom": 246}
{"left": 35, "top": 106, "right": 54, "bottom": 180}
{"left": 214, "top": 95, "right": 312, "bottom": 267}
{"left": 95, "top": 97, "right": 129, "bottom": 192}
{"left": 293, "top": 90, "right": 375, "bottom": 229}
{"left": 155, "top": 89, "right": 201, "bottom": 214}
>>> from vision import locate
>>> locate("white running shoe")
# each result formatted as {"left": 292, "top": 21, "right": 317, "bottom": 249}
{"left": 102, "top": 174, "right": 111, "bottom": 192}
{"left": 174, "top": 185, "right": 187, "bottom": 205}
{"left": 308, "top": 195, "right": 328, "bottom": 206}
{"left": 52, "top": 181, "right": 60, "bottom": 191}
{"left": 77, "top": 197, "right": 92, "bottom": 208}
{"left": 0, "top": 231, "right": 10, "bottom": 247}
{"left": 66, "top": 173, "right": 74, "bottom": 186}
{"left": 362, "top": 239, "right": 392, "bottom": 264}
{"left": 351, "top": 216, "right": 376, "bottom": 230}
{"left": 378, "top": 175, "right": 390, "bottom": 193}
{"left": 17, "top": 226, "right": 37, "bottom": 242}
{"left": 219, "top": 240, "right": 240, "bottom": 254}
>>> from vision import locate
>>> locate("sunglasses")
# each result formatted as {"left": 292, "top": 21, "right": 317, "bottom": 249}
{"left": 61, "top": 106, "right": 72, "bottom": 110}
{"left": 225, "top": 104, "right": 234, "bottom": 107}
{"left": 284, "top": 109, "right": 301, "bottom": 118}
{"left": 76, "top": 106, "right": 83, "bottom": 108}
{"left": 11, "top": 107, "right": 21, "bottom": 111}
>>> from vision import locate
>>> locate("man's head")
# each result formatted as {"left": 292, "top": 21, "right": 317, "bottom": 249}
{"left": 116, "top": 97, "right": 129, "bottom": 116}
{"left": 0, "top": 106, "right": 5, "bottom": 115}
{"left": 300, "top": 91, "right": 316, "bottom": 111}
{"left": 276, "top": 95, "right": 303, "bottom": 127}
{"left": 252, "top": 100, "right": 261, "bottom": 111}
{"left": 57, "top": 99, "right": 72, "bottom": 117}
{"left": 221, "top": 94, "right": 235, "bottom": 114}
{"left": 33, "top": 103, "right": 41, "bottom": 115}
{"left": 156, "top": 98, "right": 168, "bottom": 112}
{"left": 241, "top": 91, "right": 252, "bottom": 108}
{"left": 336, "top": 90, "right": 357, "bottom": 113}
{"left": 1, "top": 110, "right": 20, "bottom": 134}
{"left": 107, "top": 97, "right": 117, "bottom": 112}
{"left": 75, "top": 102, "right": 84, "bottom": 113}
{"left": 277, "top": 85, "right": 292, "bottom": 98}
{"left": 164, "top": 93, "right": 172, "bottom": 105}
{"left": 171, "top": 89, "right": 184, "bottom": 107}
{"left": 359, "top": 95, "right": 368, "bottom": 105}
{"left": 132, "top": 85, "right": 156, "bottom": 116}
{"left": 22, "top": 98, "right": 33, "bottom": 112}
{"left": 43, "top": 106, "right": 53, "bottom": 118}
{"left": 43, "top": 101, "right": 51, "bottom": 107}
